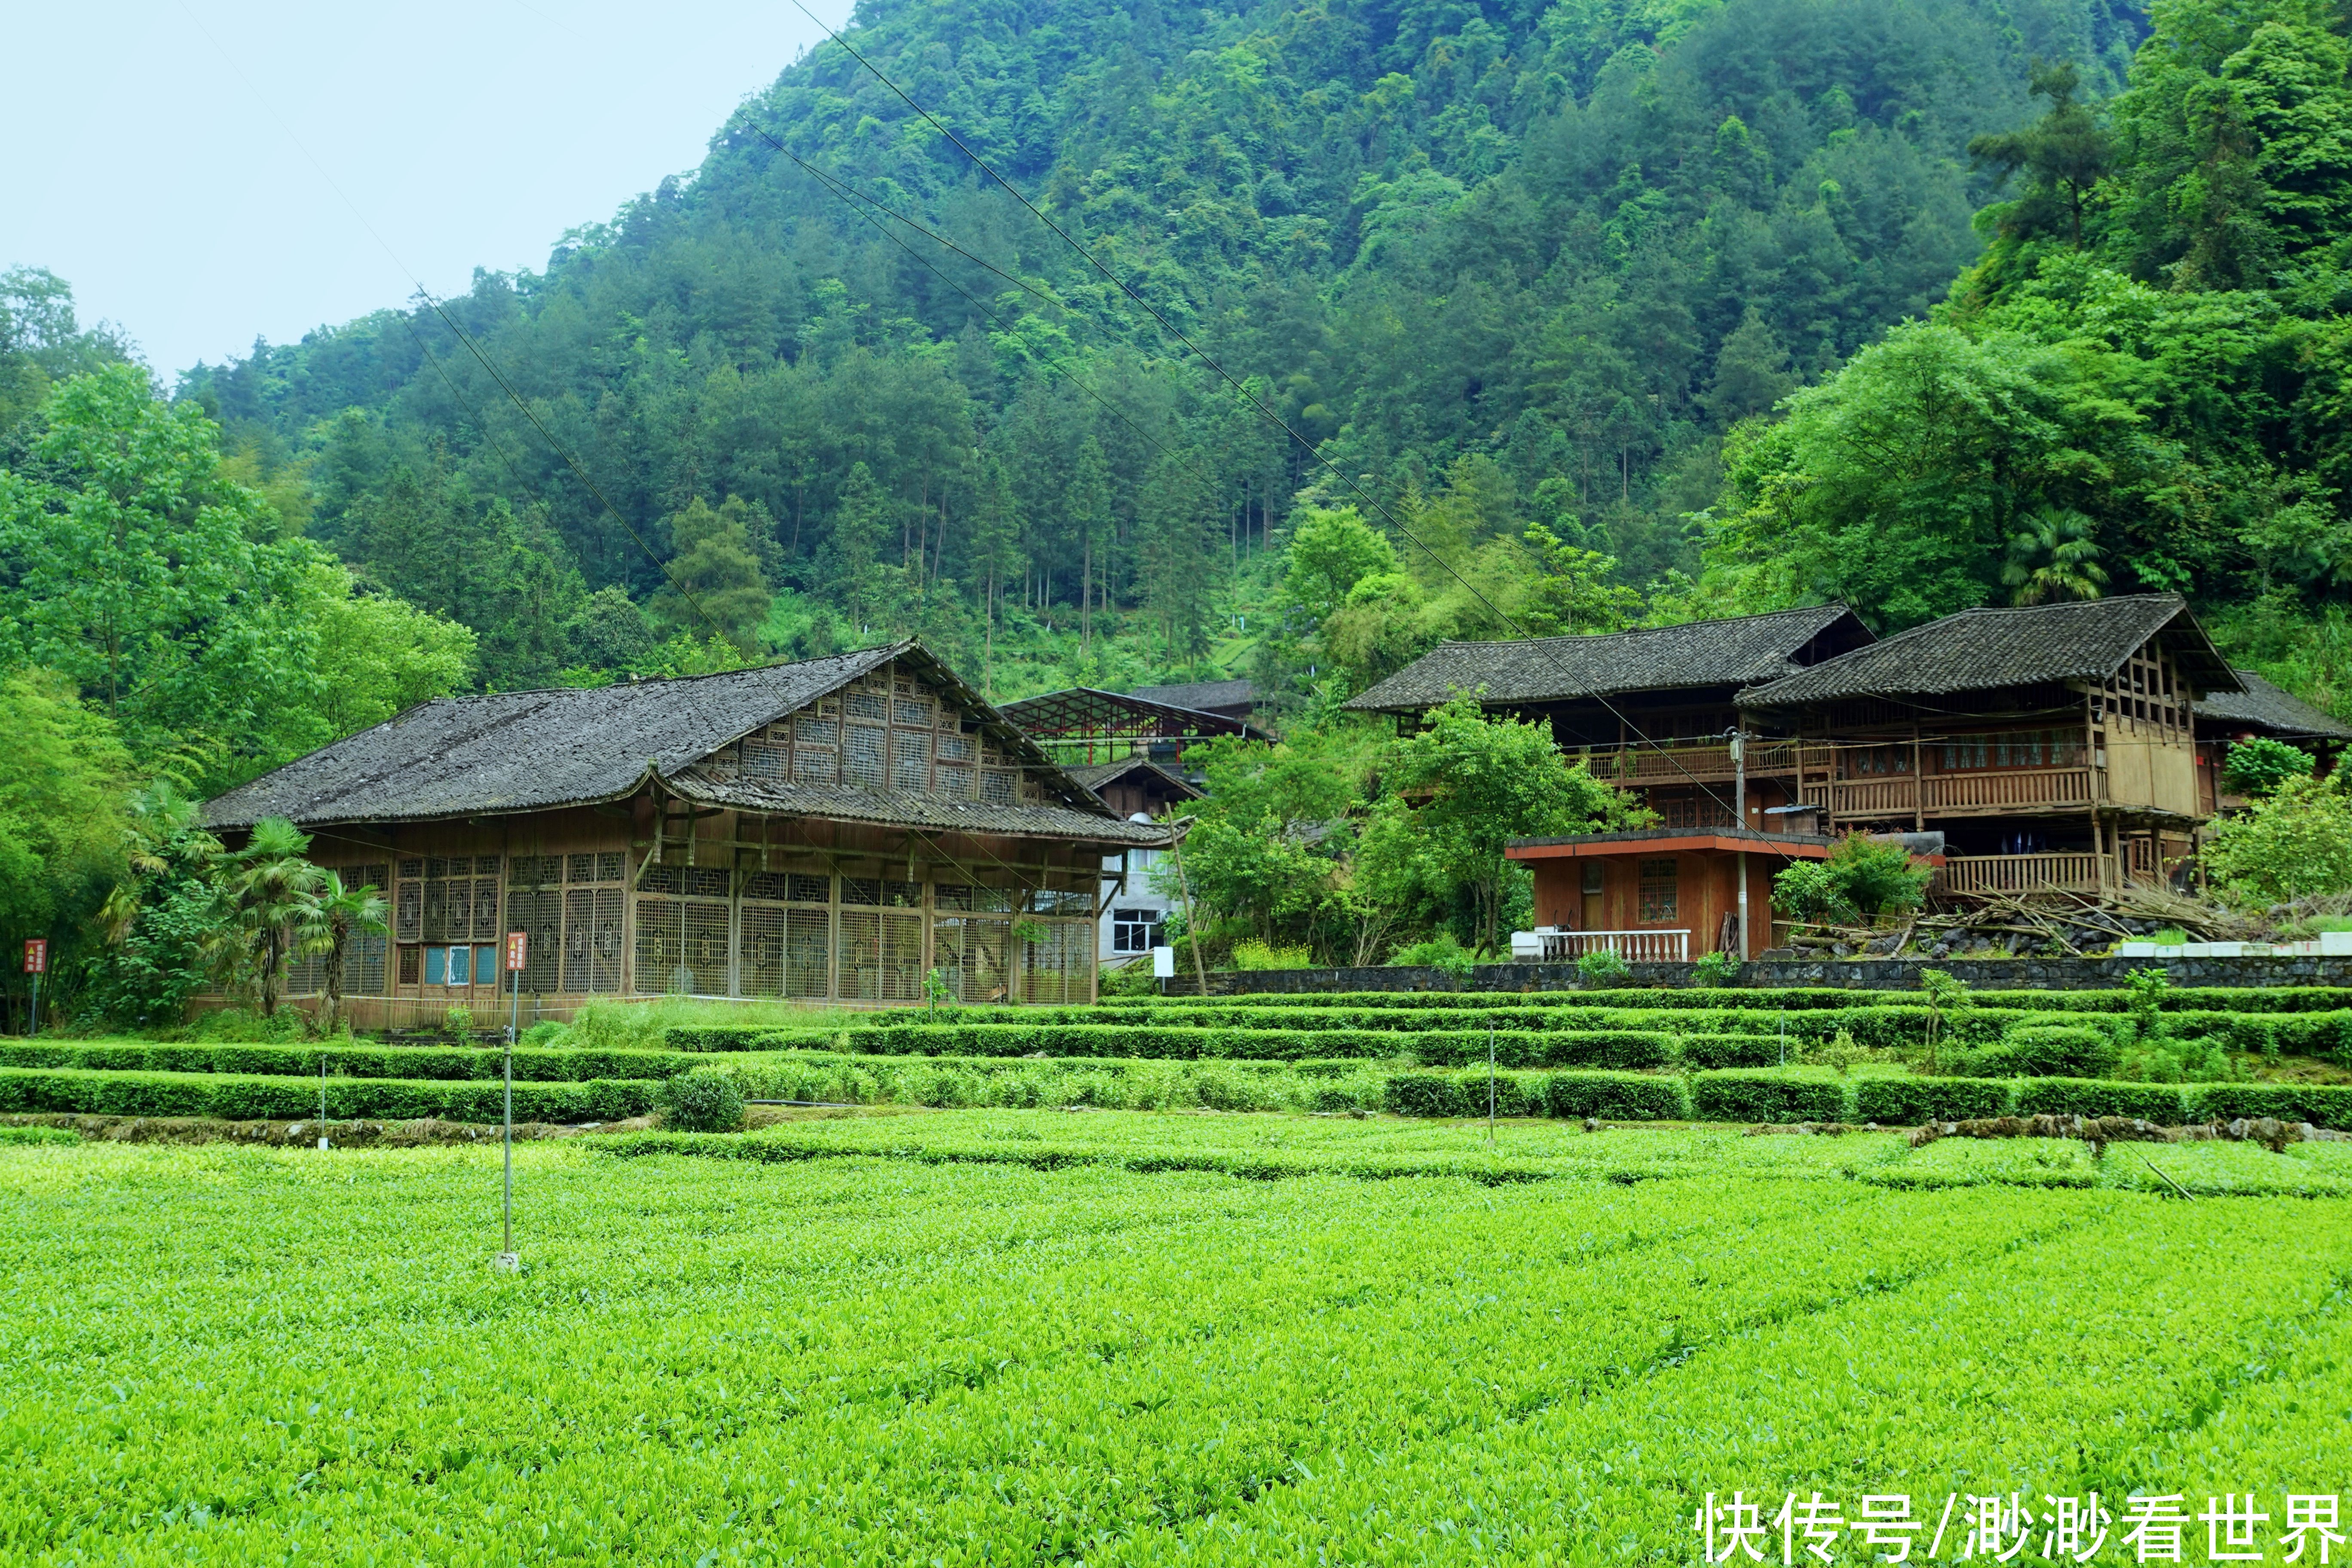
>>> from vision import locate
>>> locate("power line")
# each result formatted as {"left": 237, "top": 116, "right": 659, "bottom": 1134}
{"left": 786, "top": 0, "right": 1807, "bottom": 865}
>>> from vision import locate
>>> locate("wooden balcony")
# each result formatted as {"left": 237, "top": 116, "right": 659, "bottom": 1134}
{"left": 1827, "top": 767, "right": 2103, "bottom": 820}
{"left": 1938, "top": 853, "right": 2105, "bottom": 897}
{"left": 1582, "top": 741, "right": 1798, "bottom": 784}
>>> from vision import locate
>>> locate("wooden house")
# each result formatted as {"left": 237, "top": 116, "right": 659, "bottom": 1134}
{"left": 201, "top": 643, "right": 1166, "bottom": 1025}
{"left": 2193, "top": 668, "right": 2351, "bottom": 812}
{"left": 1348, "top": 595, "right": 2255, "bottom": 959}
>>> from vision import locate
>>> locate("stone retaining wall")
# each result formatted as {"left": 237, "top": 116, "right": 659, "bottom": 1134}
{"left": 1172, "top": 955, "right": 2352, "bottom": 996}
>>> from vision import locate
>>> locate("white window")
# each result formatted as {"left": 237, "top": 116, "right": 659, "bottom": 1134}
{"left": 1111, "top": 907, "right": 1163, "bottom": 953}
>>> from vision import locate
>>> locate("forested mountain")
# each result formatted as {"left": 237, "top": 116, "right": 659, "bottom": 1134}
{"left": 177, "top": 0, "right": 2150, "bottom": 702}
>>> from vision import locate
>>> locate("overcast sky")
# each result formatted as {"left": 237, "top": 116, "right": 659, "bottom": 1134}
{"left": 3, "top": 1, "right": 851, "bottom": 380}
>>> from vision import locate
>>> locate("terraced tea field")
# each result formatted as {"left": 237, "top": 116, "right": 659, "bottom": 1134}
{"left": 4, "top": 1113, "right": 2348, "bottom": 1564}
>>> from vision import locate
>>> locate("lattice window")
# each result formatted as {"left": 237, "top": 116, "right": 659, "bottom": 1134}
{"left": 510, "top": 854, "right": 560, "bottom": 887}
{"left": 841, "top": 877, "right": 883, "bottom": 906}
{"left": 513, "top": 887, "right": 562, "bottom": 992}
{"left": 982, "top": 769, "right": 1018, "bottom": 804}
{"left": 349, "top": 932, "right": 388, "bottom": 996}
{"left": 934, "top": 883, "right": 973, "bottom": 910}
{"left": 880, "top": 912, "right": 924, "bottom": 1001}
{"left": 1021, "top": 922, "right": 1088, "bottom": 1004}
{"left": 638, "top": 864, "right": 684, "bottom": 895}
{"left": 893, "top": 697, "right": 932, "bottom": 727}
{"left": 845, "top": 691, "right": 888, "bottom": 721}
{"left": 935, "top": 917, "right": 1011, "bottom": 1002}
{"left": 471, "top": 878, "right": 500, "bottom": 940}
{"left": 682, "top": 901, "right": 729, "bottom": 994}
{"left": 845, "top": 725, "right": 886, "bottom": 787}
{"left": 395, "top": 880, "right": 423, "bottom": 942}
{"left": 285, "top": 949, "right": 323, "bottom": 997}
{"left": 793, "top": 748, "right": 837, "bottom": 784}
{"left": 779, "top": 907, "right": 827, "bottom": 998}
{"left": 787, "top": 872, "right": 828, "bottom": 903}
{"left": 422, "top": 879, "right": 451, "bottom": 942}
{"left": 684, "top": 867, "right": 730, "bottom": 899}
{"left": 447, "top": 881, "right": 473, "bottom": 940}
{"left": 741, "top": 903, "right": 787, "bottom": 995}
{"left": 796, "top": 716, "right": 839, "bottom": 746}
{"left": 399, "top": 858, "right": 423, "bottom": 881}
{"left": 742, "top": 738, "right": 787, "bottom": 782}
{"left": 349, "top": 862, "right": 389, "bottom": 894}
{"left": 1637, "top": 858, "right": 1679, "bottom": 923}
{"left": 876, "top": 879, "right": 920, "bottom": 909}
{"left": 836, "top": 909, "right": 882, "bottom": 1000}
{"left": 397, "top": 945, "right": 422, "bottom": 986}
{"left": 634, "top": 897, "right": 683, "bottom": 993}
{"left": 937, "top": 766, "right": 974, "bottom": 799}
{"left": 935, "top": 732, "right": 974, "bottom": 763}
{"left": 563, "top": 890, "right": 594, "bottom": 992}
{"left": 890, "top": 731, "right": 931, "bottom": 790}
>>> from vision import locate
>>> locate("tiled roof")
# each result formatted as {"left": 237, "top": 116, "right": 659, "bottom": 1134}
{"left": 2196, "top": 669, "right": 2352, "bottom": 739}
{"left": 1738, "top": 596, "right": 2242, "bottom": 707}
{"left": 1065, "top": 757, "right": 1204, "bottom": 802}
{"left": 1342, "top": 604, "right": 1868, "bottom": 712}
{"left": 1128, "top": 677, "right": 1256, "bottom": 710}
{"left": 203, "top": 642, "right": 1135, "bottom": 838}
{"left": 667, "top": 775, "right": 1170, "bottom": 846}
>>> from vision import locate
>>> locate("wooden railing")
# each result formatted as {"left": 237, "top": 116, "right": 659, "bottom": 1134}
{"left": 1828, "top": 777, "right": 1918, "bottom": 817}
{"left": 1518, "top": 928, "right": 1691, "bottom": 963}
{"left": 1938, "top": 853, "right": 2105, "bottom": 896}
{"left": 1829, "top": 767, "right": 2103, "bottom": 819}
{"left": 1926, "top": 768, "right": 2098, "bottom": 812}
{"left": 1583, "top": 742, "right": 1797, "bottom": 783}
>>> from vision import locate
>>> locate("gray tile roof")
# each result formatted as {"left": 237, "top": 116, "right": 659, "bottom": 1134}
{"left": 1065, "top": 758, "right": 1204, "bottom": 801}
{"left": 1342, "top": 604, "right": 1867, "bottom": 712}
{"left": 1737, "top": 595, "right": 2240, "bottom": 707}
{"left": 2196, "top": 669, "right": 2352, "bottom": 739}
{"left": 1128, "top": 677, "right": 1256, "bottom": 711}
{"left": 202, "top": 642, "right": 1143, "bottom": 841}
{"left": 667, "top": 775, "right": 1171, "bottom": 846}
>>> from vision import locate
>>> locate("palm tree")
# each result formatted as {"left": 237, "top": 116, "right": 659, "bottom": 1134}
{"left": 214, "top": 817, "right": 325, "bottom": 1019}
{"left": 309, "top": 872, "right": 389, "bottom": 1036}
{"left": 2002, "top": 505, "right": 2109, "bottom": 605}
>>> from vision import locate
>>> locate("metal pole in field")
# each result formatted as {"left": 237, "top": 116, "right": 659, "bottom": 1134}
{"left": 318, "top": 1053, "right": 329, "bottom": 1150}
{"left": 497, "top": 930, "right": 526, "bottom": 1271}
{"left": 1487, "top": 1024, "right": 1496, "bottom": 1144}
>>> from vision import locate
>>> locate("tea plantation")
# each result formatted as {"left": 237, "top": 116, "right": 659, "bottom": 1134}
{"left": 5, "top": 982, "right": 2349, "bottom": 1562}
{"left": 3, "top": 1116, "right": 2349, "bottom": 1563}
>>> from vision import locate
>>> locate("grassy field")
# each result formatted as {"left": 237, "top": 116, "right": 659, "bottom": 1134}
{"left": 4, "top": 1111, "right": 2349, "bottom": 1564}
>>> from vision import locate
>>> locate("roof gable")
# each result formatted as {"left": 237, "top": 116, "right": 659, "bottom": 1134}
{"left": 202, "top": 641, "right": 1125, "bottom": 833}
{"left": 1737, "top": 596, "right": 2241, "bottom": 708}
{"left": 1341, "top": 604, "right": 1871, "bottom": 712}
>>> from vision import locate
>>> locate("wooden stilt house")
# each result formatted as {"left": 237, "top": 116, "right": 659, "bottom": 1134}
{"left": 201, "top": 642, "right": 1167, "bottom": 1026}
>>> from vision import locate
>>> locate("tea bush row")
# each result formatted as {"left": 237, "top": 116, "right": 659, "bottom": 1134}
{"left": 1114, "top": 985, "right": 2352, "bottom": 1014}
{"left": 0, "top": 1067, "right": 659, "bottom": 1122}
{"left": 816, "top": 1021, "right": 1803, "bottom": 1070}
{"left": 0, "top": 1040, "right": 698, "bottom": 1084}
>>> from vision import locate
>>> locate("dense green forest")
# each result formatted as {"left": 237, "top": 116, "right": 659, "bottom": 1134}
{"left": 9, "top": 0, "right": 2352, "bottom": 1002}
{"left": 174, "top": 0, "right": 2153, "bottom": 704}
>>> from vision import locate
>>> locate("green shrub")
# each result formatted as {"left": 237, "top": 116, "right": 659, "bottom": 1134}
{"left": 1690, "top": 950, "right": 1740, "bottom": 986}
{"left": 519, "top": 1020, "right": 569, "bottom": 1048}
{"left": 2190, "top": 1083, "right": 2352, "bottom": 1128}
{"left": 2010, "top": 1078, "right": 2190, "bottom": 1122}
{"left": 1852, "top": 1078, "right": 2014, "bottom": 1125}
{"left": 657, "top": 1069, "right": 747, "bottom": 1133}
{"left": 0, "top": 1125, "right": 80, "bottom": 1145}
{"left": 1384, "top": 1074, "right": 1459, "bottom": 1118}
{"left": 2221, "top": 735, "right": 2315, "bottom": 797}
{"left": 1687, "top": 1072, "right": 1848, "bottom": 1124}
{"left": 1675, "top": 1034, "right": 1784, "bottom": 1069}
{"left": 1576, "top": 949, "right": 1631, "bottom": 985}
{"left": 1542, "top": 1072, "right": 1688, "bottom": 1121}
{"left": 1390, "top": 932, "right": 1479, "bottom": 980}
{"left": 1954, "top": 1024, "right": 2116, "bottom": 1079}
{"left": 0, "top": 1068, "right": 657, "bottom": 1122}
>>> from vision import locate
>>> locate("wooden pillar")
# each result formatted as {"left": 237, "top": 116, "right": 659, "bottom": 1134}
{"left": 1910, "top": 719, "right": 1924, "bottom": 830}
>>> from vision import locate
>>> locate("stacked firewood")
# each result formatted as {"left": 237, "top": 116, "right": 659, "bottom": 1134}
{"left": 1775, "top": 885, "right": 2257, "bottom": 960}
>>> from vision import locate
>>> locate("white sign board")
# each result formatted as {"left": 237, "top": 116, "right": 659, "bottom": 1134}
{"left": 1151, "top": 945, "right": 1176, "bottom": 979}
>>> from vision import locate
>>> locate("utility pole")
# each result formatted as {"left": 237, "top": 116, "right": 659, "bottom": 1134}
{"left": 1732, "top": 726, "right": 1750, "bottom": 962}
{"left": 496, "top": 931, "right": 526, "bottom": 1272}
